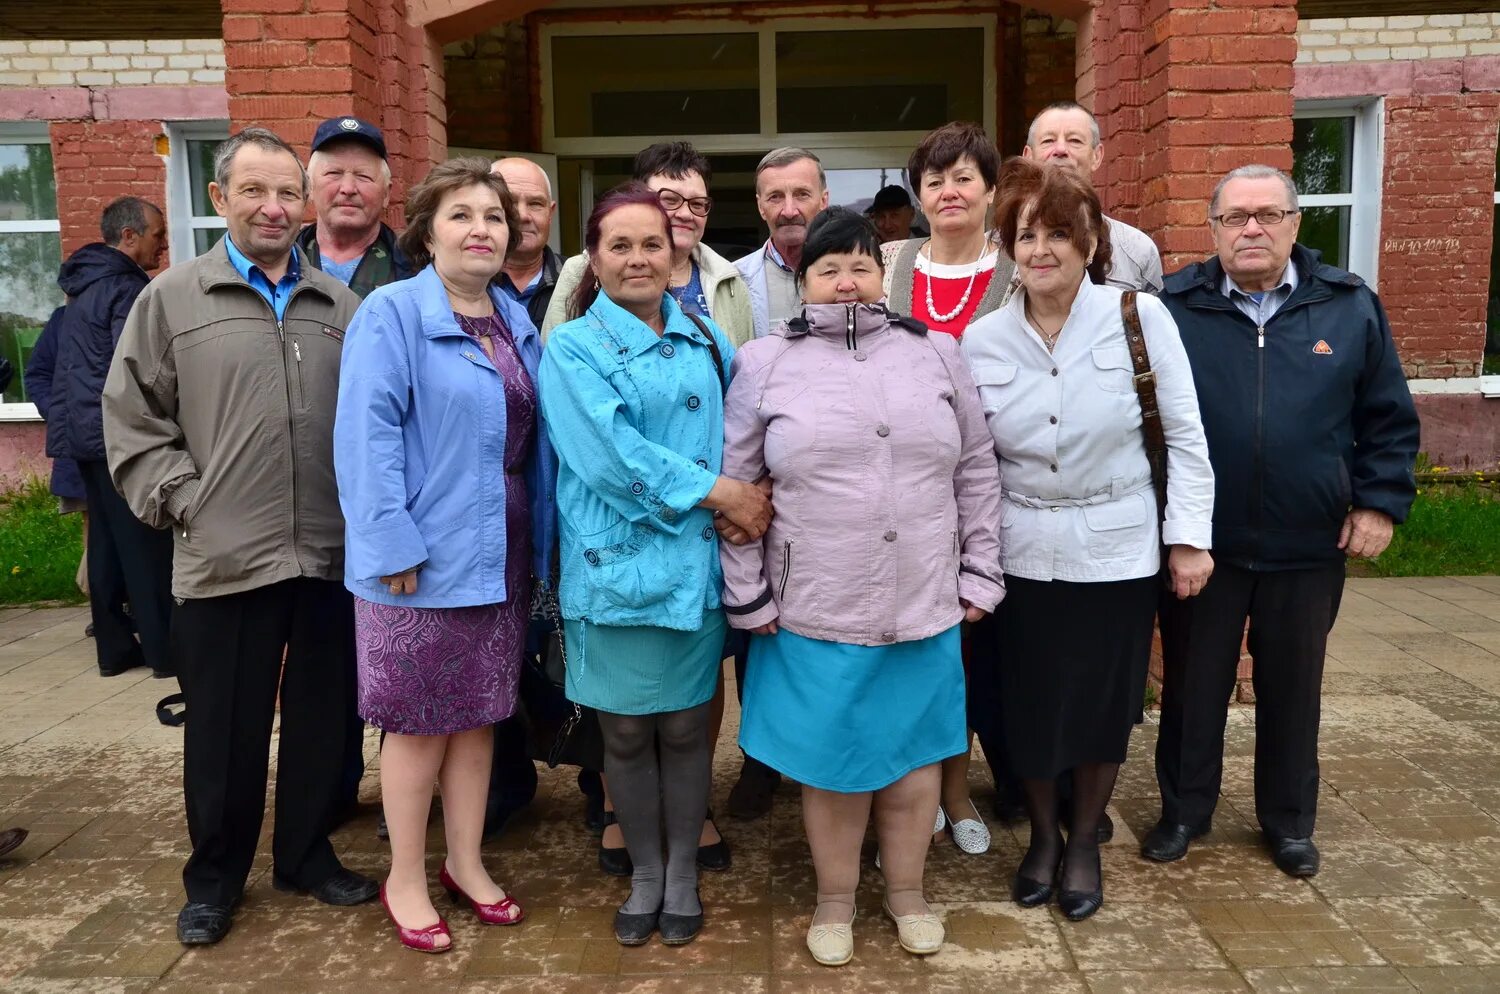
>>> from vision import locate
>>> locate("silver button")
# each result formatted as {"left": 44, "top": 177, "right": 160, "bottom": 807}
{"left": 884, "top": 531, "right": 897, "bottom": 542}
{"left": 881, "top": 632, "right": 895, "bottom": 643}
{"left": 876, "top": 424, "right": 890, "bottom": 437}
{"left": 1050, "top": 506, "right": 1060, "bottom": 513}
{"left": 853, "top": 351, "right": 867, "bottom": 362}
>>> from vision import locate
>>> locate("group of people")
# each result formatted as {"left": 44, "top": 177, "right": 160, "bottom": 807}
{"left": 29, "top": 99, "right": 1420, "bottom": 966}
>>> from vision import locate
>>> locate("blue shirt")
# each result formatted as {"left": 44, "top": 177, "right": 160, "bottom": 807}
{"left": 668, "top": 260, "right": 709, "bottom": 317}
{"left": 1223, "top": 259, "right": 1298, "bottom": 327}
{"left": 223, "top": 233, "right": 302, "bottom": 323}
{"left": 499, "top": 265, "right": 545, "bottom": 306}
{"left": 319, "top": 254, "right": 361, "bottom": 287}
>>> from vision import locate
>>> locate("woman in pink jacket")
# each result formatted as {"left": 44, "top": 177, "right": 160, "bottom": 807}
{"left": 719, "top": 207, "right": 1004, "bottom": 967}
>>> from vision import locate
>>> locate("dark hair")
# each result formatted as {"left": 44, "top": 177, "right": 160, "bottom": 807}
{"left": 906, "top": 121, "right": 1001, "bottom": 193}
{"left": 992, "top": 156, "right": 1112, "bottom": 285}
{"left": 567, "top": 181, "right": 674, "bottom": 320}
{"left": 398, "top": 157, "right": 522, "bottom": 272}
{"left": 632, "top": 141, "right": 712, "bottom": 185}
{"left": 795, "top": 207, "right": 883, "bottom": 284}
{"left": 213, "top": 127, "right": 307, "bottom": 197}
{"left": 100, "top": 196, "right": 160, "bottom": 246}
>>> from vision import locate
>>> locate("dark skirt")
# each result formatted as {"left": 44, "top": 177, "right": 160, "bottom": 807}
{"left": 996, "top": 574, "right": 1158, "bottom": 779}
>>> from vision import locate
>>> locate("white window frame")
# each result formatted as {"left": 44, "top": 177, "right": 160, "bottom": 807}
{"left": 0, "top": 123, "right": 60, "bottom": 422}
{"left": 164, "top": 121, "right": 229, "bottom": 266}
{"left": 1486, "top": 180, "right": 1500, "bottom": 397}
{"left": 537, "top": 15, "right": 998, "bottom": 158}
{"left": 1293, "top": 97, "right": 1383, "bottom": 288}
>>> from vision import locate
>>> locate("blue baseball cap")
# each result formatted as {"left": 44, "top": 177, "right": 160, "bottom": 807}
{"left": 311, "top": 117, "right": 387, "bottom": 159}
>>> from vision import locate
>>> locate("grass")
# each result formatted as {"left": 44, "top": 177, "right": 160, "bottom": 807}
{"left": 0, "top": 476, "right": 85, "bottom": 605}
{"left": 1351, "top": 475, "right": 1499, "bottom": 578}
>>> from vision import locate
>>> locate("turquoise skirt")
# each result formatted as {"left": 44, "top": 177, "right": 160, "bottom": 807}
{"left": 739, "top": 624, "right": 966, "bottom": 793}
{"left": 564, "top": 611, "right": 727, "bottom": 716}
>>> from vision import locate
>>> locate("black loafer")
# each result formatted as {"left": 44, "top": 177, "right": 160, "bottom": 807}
{"left": 176, "top": 901, "right": 233, "bottom": 945}
{"left": 273, "top": 866, "right": 379, "bottom": 906}
{"left": 659, "top": 891, "right": 703, "bottom": 945}
{"left": 614, "top": 906, "right": 659, "bottom": 946}
{"left": 1010, "top": 872, "right": 1054, "bottom": 908}
{"left": 1140, "top": 820, "right": 1209, "bottom": 863}
{"left": 598, "top": 811, "right": 633, "bottom": 877}
{"left": 1059, "top": 886, "right": 1103, "bottom": 921}
{"left": 726, "top": 758, "right": 780, "bottom": 821}
{"left": 697, "top": 810, "right": 731, "bottom": 872}
{"left": 1268, "top": 835, "right": 1320, "bottom": 878}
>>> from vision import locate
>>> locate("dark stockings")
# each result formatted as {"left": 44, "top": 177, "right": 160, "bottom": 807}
{"left": 1061, "top": 762, "right": 1119, "bottom": 893}
{"left": 1018, "top": 777, "right": 1063, "bottom": 888}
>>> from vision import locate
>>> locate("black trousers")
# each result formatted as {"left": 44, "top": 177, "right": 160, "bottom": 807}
{"left": 176, "top": 577, "right": 356, "bottom": 906}
{"left": 77, "top": 459, "right": 174, "bottom": 674}
{"left": 1155, "top": 560, "right": 1345, "bottom": 839}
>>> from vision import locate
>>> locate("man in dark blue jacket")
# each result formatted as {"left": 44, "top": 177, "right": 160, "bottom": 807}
{"left": 50, "top": 196, "right": 174, "bottom": 678}
{"left": 1144, "top": 166, "right": 1419, "bottom": 878}
{"left": 25, "top": 306, "right": 92, "bottom": 615}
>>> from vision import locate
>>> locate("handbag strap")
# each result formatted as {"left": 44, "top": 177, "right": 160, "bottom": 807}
{"left": 684, "top": 311, "right": 727, "bottom": 395}
{"left": 1121, "top": 291, "right": 1167, "bottom": 524}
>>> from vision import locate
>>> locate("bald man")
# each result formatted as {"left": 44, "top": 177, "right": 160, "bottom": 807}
{"left": 492, "top": 157, "right": 563, "bottom": 329}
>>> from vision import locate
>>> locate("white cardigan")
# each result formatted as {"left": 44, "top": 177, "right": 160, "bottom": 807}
{"left": 961, "top": 277, "right": 1214, "bottom": 583}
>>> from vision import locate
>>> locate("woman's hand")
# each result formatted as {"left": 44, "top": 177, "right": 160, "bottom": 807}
{"left": 701, "top": 476, "right": 772, "bottom": 541}
{"left": 1167, "top": 546, "right": 1213, "bottom": 600}
{"left": 379, "top": 570, "right": 420, "bottom": 596}
{"left": 712, "top": 476, "right": 773, "bottom": 545}
{"left": 961, "top": 600, "right": 988, "bottom": 624}
{"left": 750, "top": 620, "right": 779, "bottom": 636}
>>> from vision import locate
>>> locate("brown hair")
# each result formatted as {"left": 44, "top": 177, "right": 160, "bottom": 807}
{"left": 567, "top": 181, "right": 675, "bottom": 321}
{"left": 398, "top": 157, "right": 521, "bottom": 271}
{"left": 992, "top": 156, "right": 1112, "bottom": 285}
{"left": 906, "top": 121, "right": 1001, "bottom": 192}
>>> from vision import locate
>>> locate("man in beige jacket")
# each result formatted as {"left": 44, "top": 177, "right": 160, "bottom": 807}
{"left": 103, "top": 127, "right": 375, "bottom": 947}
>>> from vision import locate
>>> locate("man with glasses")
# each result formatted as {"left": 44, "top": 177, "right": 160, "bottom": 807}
{"left": 1145, "top": 165, "right": 1419, "bottom": 878}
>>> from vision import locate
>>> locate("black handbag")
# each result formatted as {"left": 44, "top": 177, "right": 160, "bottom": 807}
{"left": 520, "top": 582, "right": 603, "bottom": 770}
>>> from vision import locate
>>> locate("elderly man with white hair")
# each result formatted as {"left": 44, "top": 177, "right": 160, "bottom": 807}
{"left": 492, "top": 157, "right": 565, "bottom": 330}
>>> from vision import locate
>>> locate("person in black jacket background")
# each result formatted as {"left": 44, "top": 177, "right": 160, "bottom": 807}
{"left": 25, "top": 306, "right": 92, "bottom": 607}
{"left": 1144, "top": 165, "right": 1420, "bottom": 879}
{"left": 50, "top": 196, "right": 174, "bottom": 678}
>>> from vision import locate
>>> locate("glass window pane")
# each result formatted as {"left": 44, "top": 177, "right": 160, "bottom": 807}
{"left": 0, "top": 143, "right": 59, "bottom": 221}
{"left": 776, "top": 29, "right": 983, "bottom": 133}
{"left": 1292, "top": 116, "right": 1354, "bottom": 196}
{"left": 1298, "top": 205, "right": 1349, "bottom": 269}
{"left": 188, "top": 138, "right": 222, "bottom": 216}
{"left": 552, "top": 34, "right": 759, "bottom": 137}
{"left": 0, "top": 231, "right": 65, "bottom": 403}
{"left": 1488, "top": 205, "right": 1500, "bottom": 374}
{"left": 194, "top": 227, "right": 227, "bottom": 256}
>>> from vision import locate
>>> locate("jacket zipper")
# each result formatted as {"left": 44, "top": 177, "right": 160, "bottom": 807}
{"left": 845, "top": 303, "right": 857, "bottom": 351}
{"left": 292, "top": 338, "right": 304, "bottom": 409}
{"left": 779, "top": 541, "right": 792, "bottom": 599}
{"left": 1253, "top": 323, "right": 1265, "bottom": 566}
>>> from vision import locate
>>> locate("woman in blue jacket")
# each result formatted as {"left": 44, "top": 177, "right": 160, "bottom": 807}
{"left": 539, "top": 183, "right": 770, "bottom": 948}
{"left": 335, "top": 159, "right": 557, "bottom": 954}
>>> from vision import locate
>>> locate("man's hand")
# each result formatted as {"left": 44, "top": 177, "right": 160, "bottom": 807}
{"left": 1167, "top": 546, "right": 1214, "bottom": 600}
{"left": 1339, "top": 508, "right": 1394, "bottom": 559}
{"left": 750, "top": 620, "right": 779, "bottom": 636}
{"left": 961, "top": 600, "right": 987, "bottom": 624}
{"left": 379, "top": 570, "right": 420, "bottom": 595}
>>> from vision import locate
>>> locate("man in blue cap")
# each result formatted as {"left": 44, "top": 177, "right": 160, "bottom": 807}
{"left": 297, "top": 116, "right": 413, "bottom": 300}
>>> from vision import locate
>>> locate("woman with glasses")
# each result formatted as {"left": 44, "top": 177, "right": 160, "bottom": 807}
{"left": 542, "top": 143, "right": 754, "bottom": 881}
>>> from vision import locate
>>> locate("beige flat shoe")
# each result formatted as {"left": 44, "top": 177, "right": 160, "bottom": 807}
{"left": 883, "top": 900, "right": 944, "bottom": 955}
{"left": 806, "top": 910, "right": 855, "bottom": 967}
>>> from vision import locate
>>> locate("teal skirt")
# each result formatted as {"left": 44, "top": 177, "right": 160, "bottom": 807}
{"left": 739, "top": 624, "right": 966, "bottom": 793}
{"left": 564, "top": 611, "right": 727, "bottom": 716}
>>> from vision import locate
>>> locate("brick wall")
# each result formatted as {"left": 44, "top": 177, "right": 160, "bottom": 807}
{"left": 444, "top": 21, "right": 530, "bottom": 151}
{"left": 49, "top": 119, "right": 169, "bottom": 257}
{"left": 1297, "top": 13, "right": 1500, "bottom": 63}
{"left": 0, "top": 39, "right": 225, "bottom": 88}
{"left": 1020, "top": 11, "right": 1077, "bottom": 126}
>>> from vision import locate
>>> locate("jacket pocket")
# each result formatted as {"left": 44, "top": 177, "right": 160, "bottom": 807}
{"left": 1082, "top": 493, "right": 1148, "bottom": 560}
{"left": 577, "top": 519, "right": 675, "bottom": 611}
{"left": 1090, "top": 346, "right": 1135, "bottom": 394}
{"left": 971, "top": 363, "right": 1018, "bottom": 414}
{"left": 778, "top": 540, "right": 793, "bottom": 600}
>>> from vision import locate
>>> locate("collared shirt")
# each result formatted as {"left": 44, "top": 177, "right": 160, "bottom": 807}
{"left": 223, "top": 234, "right": 302, "bottom": 323}
{"left": 320, "top": 254, "right": 362, "bottom": 287}
{"left": 763, "top": 241, "right": 799, "bottom": 325}
{"left": 498, "top": 264, "right": 545, "bottom": 305}
{"left": 1223, "top": 258, "right": 1298, "bottom": 327}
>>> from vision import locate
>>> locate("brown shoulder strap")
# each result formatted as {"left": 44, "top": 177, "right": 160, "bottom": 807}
{"left": 684, "top": 311, "right": 727, "bottom": 394}
{"left": 1121, "top": 291, "right": 1168, "bottom": 524}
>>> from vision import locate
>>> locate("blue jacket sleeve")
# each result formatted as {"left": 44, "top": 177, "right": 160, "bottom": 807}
{"left": 24, "top": 307, "right": 65, "bottom": 419}
{"left": 538, "top": 330, "right": 717, "bottom": 535}
{"left": 334, "top": 301, "right": 430, "bottom": 581}
{"left": 1350, "top": 292, "right": 1420, "bottom": 524}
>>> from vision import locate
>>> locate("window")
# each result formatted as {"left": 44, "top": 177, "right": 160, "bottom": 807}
{"left": 0, "top": 124, "right": 62, "bottom": 412}
{"left": 165, "top": 122, "right": 228, "bottom": 265}
{"left": 1292, "top": 100, "right": 1382, "bottom": 285}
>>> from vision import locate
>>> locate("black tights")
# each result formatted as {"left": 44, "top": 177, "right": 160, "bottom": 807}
{"left": 597, "top": 703, "right": 711, "bottom": 916}
{"left": 1017, "top": 762, "right": 1120, "bottom": 893}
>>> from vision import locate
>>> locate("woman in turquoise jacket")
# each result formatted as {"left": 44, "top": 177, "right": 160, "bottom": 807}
{"left": 539, "top": 183, "right": 770, "bottom": 949}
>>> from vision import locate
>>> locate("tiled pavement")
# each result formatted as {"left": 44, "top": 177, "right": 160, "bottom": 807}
{"left": 1, "top": 575, "right": 1498, "bottom": 993}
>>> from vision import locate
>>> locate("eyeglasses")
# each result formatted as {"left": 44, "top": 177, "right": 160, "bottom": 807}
{"left": 656, "top": 189, "right": 713, "bottom": 217}
{"left": 1210, "top": 209, "right": 1300, "bottom": 228}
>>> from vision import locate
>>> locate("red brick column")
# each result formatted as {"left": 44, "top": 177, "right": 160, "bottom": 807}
{"left": 1087, "top": 0, "right": 1298, "bottom": 271}
{"left": 221, "top": 0, "right": 445, "bottom": 216}
{"left": 51, "top": 120, "right": 169, "bottom": 256}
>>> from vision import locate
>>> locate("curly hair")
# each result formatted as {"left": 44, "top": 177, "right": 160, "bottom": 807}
{"left": 398, "top": 157, "right": 521, "bottom": 272}
{"left": 992, "top": 156, "right": 1112, "bottom": 285}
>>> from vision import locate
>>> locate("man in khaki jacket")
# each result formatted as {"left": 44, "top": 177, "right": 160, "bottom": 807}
{"left": 103, "top": 127, "right": 376, "bottom": 947}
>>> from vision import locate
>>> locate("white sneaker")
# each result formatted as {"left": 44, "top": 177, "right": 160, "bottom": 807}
{"left": 941, "top": 802, "right": 991, "bottom": 855}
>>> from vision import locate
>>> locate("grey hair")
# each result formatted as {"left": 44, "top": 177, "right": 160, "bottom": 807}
{"left": 1026, "top": 100, "right": 1101, "bottom": 150}
{"left": 100, "top": 196, "right": 161, "bottom": 246}
{"left": 213, "top": 127, "right": 309, "bottom": 198}
{"left": 307, "top": 148, "right": 392, "bottom": 187}
{"left": 1210, "top": 164, "right": 1300, "bottom": 218}
{"left": 755, "top": 146, "right": 826, "bottom": 191}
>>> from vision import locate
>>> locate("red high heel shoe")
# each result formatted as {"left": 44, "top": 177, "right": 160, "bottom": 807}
{"left": 439, "top": 864, "right": 525, "bottom": 925}
{"left": 379, "top": 883, "right": 451, "bottom": 953}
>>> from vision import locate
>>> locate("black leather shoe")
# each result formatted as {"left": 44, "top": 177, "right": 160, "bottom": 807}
{"left": 176, "top": 901, "right": 233, "bottom": 945}
{"left": 0, "top": 827, "right": 27, "bottom": 859}
{"left": 1268, "top": 835, "right": 1320, "bottom": 878}
{"left": 659, "top": 891, "right": 703, "bottom": 945}
{"left": 726, "top": 758, "right": 780, "bottom": 820}
{"left": 614, "top": 905, "right": 659, "bottom": 946}
{"left": 599, "top": 811, "right": 632, "bottom": 877}
{"left": 1096, "top": 812, "right": 1115, "bottom": 845}
{"left": 1140, "top": 820, "right": 1209, "bottom": 863}
{"left": 1010, "top": 871, "right": 1055, "bottom": 908}
{"left": 1058, "top": 847, "right": 1104, "bottom": 922}
{"left": 273, "top": 866, "right": 379, "bottom": 906}
{"left": 993, "top": 794, "right": 1027, "bottom": 824}
{"left": 697, "top": 810, "right": 731, "bottom": 872}
{"left": 584, "top": 790, "right": 606, "bottom": 835}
